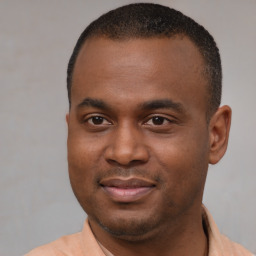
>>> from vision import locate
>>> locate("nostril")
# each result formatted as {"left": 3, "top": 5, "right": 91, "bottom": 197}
{"left": 104, "top": 127, "right": 150, "bottom": 165}
{"left": 106, "top": 158, "right": 147, "bottom": 168}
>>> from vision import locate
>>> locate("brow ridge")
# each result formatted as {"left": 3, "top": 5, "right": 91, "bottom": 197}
{"left": 77, "top": 97, "right": 110, "bottom": 110}
{"left": 140, "top": 99, "right": 185, "bottom": 113}
{"left": 77, "top": 97, "right": 185, "bottom": 114}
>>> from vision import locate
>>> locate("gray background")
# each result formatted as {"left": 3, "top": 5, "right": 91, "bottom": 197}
{"left": 0, "top": 0, "right": 255, "bottom": 255}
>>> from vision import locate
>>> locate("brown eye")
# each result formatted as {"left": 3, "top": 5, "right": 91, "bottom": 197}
{"left": 152, "top": 116, "right": 165, "bottom": 125}
{"left": 91, "top": 116, "right": 104, "bottom": 125}
{"left": 87, "top": 116, "right": 111, "bottom": 126}
{"left": 144, "top": 116, "right": 174, "bottom": 127}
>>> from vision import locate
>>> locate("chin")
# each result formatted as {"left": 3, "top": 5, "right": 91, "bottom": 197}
{"left": 93, "top": 213, "right": 163, "bottom": 241}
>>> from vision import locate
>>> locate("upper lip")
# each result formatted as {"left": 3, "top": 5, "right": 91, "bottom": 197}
{"left": 100, "top": 177, "right": 156, "bottom": 188}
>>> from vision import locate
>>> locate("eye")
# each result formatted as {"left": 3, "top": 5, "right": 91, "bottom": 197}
{"left": 151, "top": 116, "right": 165, "bottom": 125}
{"left": 145, "top": 116, "right": 171, "bottom": 126}
{"left": 86, "top": 116, "right": 111, "bottom": 126}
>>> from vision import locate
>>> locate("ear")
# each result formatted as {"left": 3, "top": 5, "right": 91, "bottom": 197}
{"left": 66, "top": 113, "right": 69, "bottom": 125}
{"left": 208, "top": 105, "right": 232, "bottom": 164}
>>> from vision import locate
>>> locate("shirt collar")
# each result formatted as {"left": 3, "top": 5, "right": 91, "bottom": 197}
{"left": 81, "top": 206, "right": 250, "bottom": 256}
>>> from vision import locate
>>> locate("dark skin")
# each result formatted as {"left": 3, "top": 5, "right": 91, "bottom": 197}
{"left": 66, "top": 36, "right": 231, "bottom": 256}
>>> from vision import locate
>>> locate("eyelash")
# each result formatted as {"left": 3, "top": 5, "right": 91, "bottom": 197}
{"left": 84, "top": 115, "right": 112, "bottom": 126}
{"left": 143, "top": 115, "right": 175, "bottom": 126}
{"left": 83, "top": 114, "right": 176, "bottom": 128}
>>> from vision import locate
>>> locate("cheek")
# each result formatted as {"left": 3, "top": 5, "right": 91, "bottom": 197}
{"left": 150, "top": 131, "right": 209, "bottom": 199}
{"left": 67, "top": 133, "right": 103, "bottom": 192}
{"left": 67, "top": 135, "right": 104, "bottom": 213}
{"left": 67, "top": 130, "right": 105, "bottom": 167}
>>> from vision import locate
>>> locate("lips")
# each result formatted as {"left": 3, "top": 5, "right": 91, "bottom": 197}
{"left": 100, "top": 177, "right": 156, "bottom": 203}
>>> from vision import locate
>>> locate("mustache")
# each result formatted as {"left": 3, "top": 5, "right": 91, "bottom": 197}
{"left": 94, "top": 167, "right": 163, "bottom": 184}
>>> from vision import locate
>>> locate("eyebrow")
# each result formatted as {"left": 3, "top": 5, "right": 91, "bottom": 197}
{"left": 77, "top": 97, "right": 110, "bottom": 110}
{"left": 140, "top": 99, "right": 185, "bottom": 113}
{"left": 77, "top": 97, "right": 185, "bottom": 114}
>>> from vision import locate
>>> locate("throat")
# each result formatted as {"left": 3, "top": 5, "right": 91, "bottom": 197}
{"left": 91, "top": 217, "right": 208, "bottom": 256}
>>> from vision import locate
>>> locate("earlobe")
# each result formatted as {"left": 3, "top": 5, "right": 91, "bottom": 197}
{"left": 208, "top": 105, "right": 232, "bottom": 164}
{"left": 66, "top": 113, "right": 69, "bottom": 125}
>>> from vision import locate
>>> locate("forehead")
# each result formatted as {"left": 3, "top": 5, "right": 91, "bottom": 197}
{"left": 71, "top": 36, "right": 208, "bottom": 113}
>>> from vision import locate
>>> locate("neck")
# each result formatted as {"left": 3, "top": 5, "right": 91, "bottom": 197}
{"left": 89, "top": 207, "right": 208, "bottom": 256}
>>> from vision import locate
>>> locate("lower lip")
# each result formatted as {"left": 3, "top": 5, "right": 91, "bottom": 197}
{"left": 102, "top": 186, "right": 154, "bottom": 202}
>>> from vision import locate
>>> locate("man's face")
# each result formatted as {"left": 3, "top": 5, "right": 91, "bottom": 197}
{"left": 67, "top": 37, "right": 211, "bottom": 239}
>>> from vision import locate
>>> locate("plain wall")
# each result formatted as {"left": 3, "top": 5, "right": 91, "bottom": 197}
{"left": 0, "top": 0, "right": 255, "bottom": 255}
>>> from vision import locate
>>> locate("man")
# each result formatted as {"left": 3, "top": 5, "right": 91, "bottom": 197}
{"left": 26, "top": 3, "right": 254, "bottom": 256}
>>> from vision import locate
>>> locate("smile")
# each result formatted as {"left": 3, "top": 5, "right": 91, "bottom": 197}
{"left": 100, "top": 177, "right": 156, "bottom": 203}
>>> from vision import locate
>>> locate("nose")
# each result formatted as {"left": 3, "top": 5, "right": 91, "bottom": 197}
{"left": 104, "top": 123, "right": 149, "bottom": 166}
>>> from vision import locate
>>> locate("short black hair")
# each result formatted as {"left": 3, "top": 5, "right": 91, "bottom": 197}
{"left": 67, "top": 3, "right": 222, "bottom": 117}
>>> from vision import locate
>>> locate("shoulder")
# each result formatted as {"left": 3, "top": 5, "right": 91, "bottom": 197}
{"left": 202, "top": 206, "right": 255, "bottom": 256}
{"left": 25, "top": 219, "right": 105, "bottom": 256}
{"left": 219, "top": 234, "right": 255, "bottom": 256}
{"left": 25, "top": 232, "right": 84, "bottom": 256}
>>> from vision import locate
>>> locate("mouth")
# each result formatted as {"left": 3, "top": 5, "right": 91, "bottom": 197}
{"left": 100, "top": 177, "right": 156, "bottom": 203}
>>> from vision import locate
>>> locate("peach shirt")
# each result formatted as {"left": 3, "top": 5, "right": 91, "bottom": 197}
{"left": 25, "top": 207, "right": 254, "bottom": 256}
